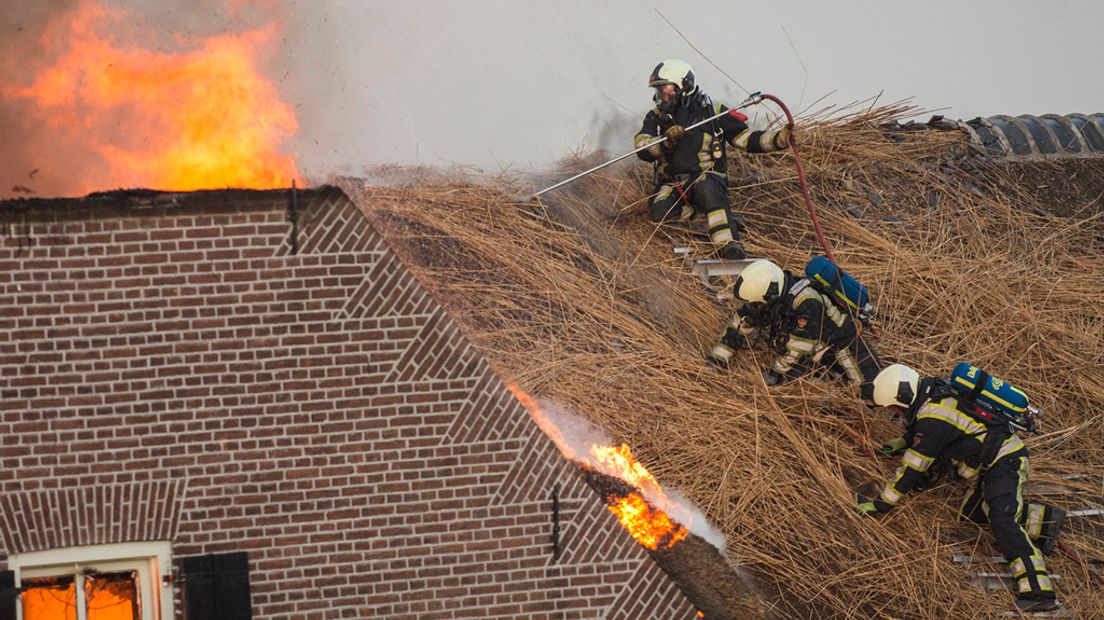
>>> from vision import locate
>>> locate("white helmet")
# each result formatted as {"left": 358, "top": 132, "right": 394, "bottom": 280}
{"left": 872, "top": 364, "right": 921, "bottom": 408}
{"left": 648, "top": 59, "right": 697, "bottom": 112}
{"left": 733, "top": 259, "right": 785, "bottom": 303}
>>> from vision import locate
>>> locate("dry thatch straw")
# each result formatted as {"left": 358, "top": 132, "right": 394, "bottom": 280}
{"left": 335, "top": 104, "right": 1104, "bottom": 618}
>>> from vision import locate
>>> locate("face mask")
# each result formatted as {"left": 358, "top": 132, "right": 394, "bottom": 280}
{"left": 653, "top": 84, "right": 678, "bottom": 112}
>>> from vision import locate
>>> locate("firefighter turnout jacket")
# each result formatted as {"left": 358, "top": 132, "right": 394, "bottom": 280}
{"left": 634, "top": 92, "right": 788, "bottom": 254}
{"left": 871, "top": 393, "right": 1057, "bottom": 602}
{"left": 634, "top": 92, "right": 787, "bottom": 180}
{"left": 709, "top": 276, "right": 882, "bottom": 400}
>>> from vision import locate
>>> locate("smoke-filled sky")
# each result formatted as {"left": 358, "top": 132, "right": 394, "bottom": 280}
{"left": 2, "top": 0, "right": 1103, "bottom": 197}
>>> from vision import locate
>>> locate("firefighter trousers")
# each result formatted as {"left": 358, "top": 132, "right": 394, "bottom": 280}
{"left": 958, "top": 451, "right": 1055, "bottom": 601}
{"left": 822, "top": 333, "right": 883, "bottom": 402}
{"left": 649, "top": 172, "right": 744, "bottom": 250}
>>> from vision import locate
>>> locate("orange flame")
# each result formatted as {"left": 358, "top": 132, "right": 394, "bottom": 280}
{"left": 4, "top": 0, "right": 300, "bottom": 194}
{"left": 609, "top": 492, "right": 688, "bottom": 550}
{"left": 591, "top": 443, "right": 665, "bottom": 497}
{"left": 508, "top": 384, "right": 690, "bottom": 550}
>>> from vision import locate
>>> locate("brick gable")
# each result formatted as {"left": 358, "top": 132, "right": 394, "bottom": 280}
{"left": 0, "top": 188, "right": 697, "bottom": 619}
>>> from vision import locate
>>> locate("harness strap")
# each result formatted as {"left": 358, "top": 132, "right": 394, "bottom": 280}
{"left": 967, "top": 369, "right": 989, "bottom": 402}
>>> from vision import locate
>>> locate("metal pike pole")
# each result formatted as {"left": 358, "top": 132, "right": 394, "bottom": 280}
{"left": 533, "top": 91, "right": 763, "bottom": 198}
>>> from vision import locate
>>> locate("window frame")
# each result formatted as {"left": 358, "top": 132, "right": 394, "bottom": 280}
{"left": 8, "top": 541, "right": 173, "bottom": 620}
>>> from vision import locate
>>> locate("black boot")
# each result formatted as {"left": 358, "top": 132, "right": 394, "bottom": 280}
{"left": 1037, "top": 507, "right": 1067, "bottom": 555}
{"left": 1015, "top": 595, "right": 1060, "bottom": 612}
{"left": 721, "top": 241, "right": 747, "bottom": 260}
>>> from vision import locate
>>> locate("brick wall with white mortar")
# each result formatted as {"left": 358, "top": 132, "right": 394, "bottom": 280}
{"left": 0, "top": 187, "right": 696, "bottom": 619}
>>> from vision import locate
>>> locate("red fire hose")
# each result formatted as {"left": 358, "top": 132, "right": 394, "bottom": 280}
{"left": 1057, "top": 540, "right": 1104, "bottom": 588}
{"left": 759, "top": 93, "right": 836, "bottom": 265}
{"left": 759, "top": 94, "right": 884, "bottom": 342}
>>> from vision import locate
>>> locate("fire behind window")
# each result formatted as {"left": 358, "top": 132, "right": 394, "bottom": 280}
{"left": 19, "top": 575, "right": 76, "bottom": 620}
{"left": 21, "top": 571, "right": 139, "bottom": 620}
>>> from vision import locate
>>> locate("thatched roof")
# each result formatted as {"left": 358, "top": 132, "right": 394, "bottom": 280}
{"left": 335, "top": 102, "right": 1104, "bottom": 619}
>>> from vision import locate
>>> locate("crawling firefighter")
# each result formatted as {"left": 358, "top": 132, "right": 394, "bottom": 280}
{"left": 707, "top": 259, "right": 883, "bottom": 401}
{"left": 636, "top": 59, "right": 791, "bottom": 260}
{"left": 859, "top": 363, "right": 1065, "bottom": 613}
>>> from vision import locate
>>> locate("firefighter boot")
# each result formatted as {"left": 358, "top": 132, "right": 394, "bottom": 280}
{"left": 1036, "top": 507, "right": 1066, "bottom": 556}
{"left": 721, "top": 241, "right": 747, "bottom": 260}
{"left": 1015, "top": 595, "right": 1060, "bottom": 613}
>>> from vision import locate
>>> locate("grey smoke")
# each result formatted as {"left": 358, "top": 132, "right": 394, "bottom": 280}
{"left": 538, "top": 398, "right": 728, "bottom": 550}
{"left": 3, "top": 1, "right": 1103, "bottom": 198}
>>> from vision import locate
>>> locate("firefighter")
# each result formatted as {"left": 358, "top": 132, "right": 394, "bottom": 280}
{"left": 635, "top": 59, "right": 791, "bottom": 260}
{"left": 859, "top": 364, "right": 1065, "bottom": 613}
{"left": 707, "top": 259, "right": 882, "bottom": 401}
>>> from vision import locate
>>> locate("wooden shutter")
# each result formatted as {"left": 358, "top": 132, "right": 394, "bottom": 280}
{"left": 0, "top": 571, "right": 16, "bottom": 620}
{"left": 181, "top": 552, "right": 252, "bottom": 620}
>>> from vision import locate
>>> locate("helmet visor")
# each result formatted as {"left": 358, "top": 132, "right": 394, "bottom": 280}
{"left": 653, "top": 84, "right": 678, "bottom": 111}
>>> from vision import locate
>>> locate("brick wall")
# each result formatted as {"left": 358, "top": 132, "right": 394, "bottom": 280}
{"left": 0, "top": 187, "right": 697, "bottom": 618}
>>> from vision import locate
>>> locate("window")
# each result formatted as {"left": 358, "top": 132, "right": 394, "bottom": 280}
{"left": 5, "top": 542, "right": 173, "bottom": 620}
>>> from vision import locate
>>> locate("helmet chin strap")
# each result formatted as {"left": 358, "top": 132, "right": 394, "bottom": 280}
{"left": 904, "top": 378, "right": 939, "bottom": 424}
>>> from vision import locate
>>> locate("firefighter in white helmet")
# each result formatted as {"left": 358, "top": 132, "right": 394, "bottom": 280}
{"left": 860, "top": 364, "right": 1064, "bottom": 613}
{"left": 708, "top": 259, "right": 882, "bottom": 401}
{"left": 635, "top": 59, "right": 792, "bottom": 260}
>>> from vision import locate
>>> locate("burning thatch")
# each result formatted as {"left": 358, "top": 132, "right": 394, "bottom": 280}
{"left": 336, "top": 100, "right": 1104, "bottom": 618}
{"left": 510, "top": 383, "right": 770, "bottom": 617}
{"left": 578, "top": 467, "right": 689, "bottom": 551}
{"left": 581, "top": 468, "right": 773, "bottom": 620}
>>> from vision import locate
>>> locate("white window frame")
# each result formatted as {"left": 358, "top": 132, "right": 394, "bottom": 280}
{"left": 8, "top": 541, "right": 174, "bottom": 620}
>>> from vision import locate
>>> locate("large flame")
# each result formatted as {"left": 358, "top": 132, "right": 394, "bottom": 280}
{"left": 608, "top": 492, "right": 688, "bottom": 550}
{"left": 592, "top": 444, "right": 690, "bottom": 550}
{"left": 509, "top": 384, "right": 690, "bottom": 550}
{"left": 3, "top": 0, "right": 300, "bottom": 195}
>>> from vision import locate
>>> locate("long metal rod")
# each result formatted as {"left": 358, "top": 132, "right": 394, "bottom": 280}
{"left": 533, "top": 92, "right": 762, "bottom": 198}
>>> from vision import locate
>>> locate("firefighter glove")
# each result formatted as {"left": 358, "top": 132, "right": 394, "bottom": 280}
{"left": 856, "top": 496, "right": 896, "bottom": 515}
{"left": 855, "top": 502, "right": 880, "bottom": 516}
{"left": 664, "top": 125, "right": 685, "bottom": 149}
{"left": 774, "top": 124, "right": 793, "bottom": 149}
{"left": 879, "top": 437, "right": 908, "bottom": 456}
{"left": 718, "top": 327, "right": 749, "bottom": 352}
{"left": 646, "top": 140, "right": 666, "bottom": 159}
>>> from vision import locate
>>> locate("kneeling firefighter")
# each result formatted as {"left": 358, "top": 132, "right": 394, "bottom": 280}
{"left": 859, "top": 363, "right": 1065, "bottom": 613}
{"left": 707, "top": 259, "right": 883, "bottom": 401}
{"left": 635, "top": 59, "right": 792, "bottom": 260}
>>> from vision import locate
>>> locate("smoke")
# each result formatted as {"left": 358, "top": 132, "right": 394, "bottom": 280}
{"left": 5, "top": 1, "right": 1104, "bottom": 199}
{"left": 656, "top": 487, "right": 727, "bottom": 550}
{"left": 536, "top": 397, "right": 614, "bottom": 458}
{"left": 537, "top": 397, "right": 727, "bottom": 550}
{"left": 0, "top": 0, "right": 296, "bottom": 198}
{"left": 0, "top": 1, "right": 79, "bottom": 196}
